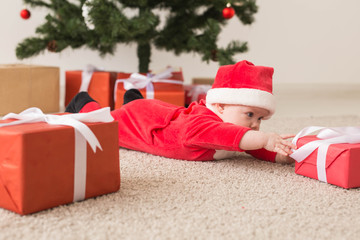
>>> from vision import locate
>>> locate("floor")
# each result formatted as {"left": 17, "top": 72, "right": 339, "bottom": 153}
{"left": 273, "top": 83, "right": 360, "bottom": 117}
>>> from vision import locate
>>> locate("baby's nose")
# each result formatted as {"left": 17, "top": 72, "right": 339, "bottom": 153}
{"left": 251, "top": 122, "right": 260, "bottom": 130}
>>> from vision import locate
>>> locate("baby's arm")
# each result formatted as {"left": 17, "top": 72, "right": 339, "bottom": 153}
{"left": 239, "top": 130, "right": 296, "bottom": 156}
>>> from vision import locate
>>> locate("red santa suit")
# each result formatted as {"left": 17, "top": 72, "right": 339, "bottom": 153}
{"left": 80, "top": 60, "right": 278, "bottom": 162}
{"left": 81, "top": 99, "right": 276, "bottom": 162}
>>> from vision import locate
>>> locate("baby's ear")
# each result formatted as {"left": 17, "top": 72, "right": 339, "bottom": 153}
{"left": 214, "top": 103, "right": 225, "bottom": 114}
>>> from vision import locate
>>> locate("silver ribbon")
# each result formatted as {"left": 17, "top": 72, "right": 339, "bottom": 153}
{"left": 79, "top": 64, "right": 104, "bottom": 92}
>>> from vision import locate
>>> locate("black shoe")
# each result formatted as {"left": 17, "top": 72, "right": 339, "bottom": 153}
{"left": 65, "top": 92, "right": 97, "bottom": 113}
{"left": 123, "top": 89, "right": 144, "bottom": 105}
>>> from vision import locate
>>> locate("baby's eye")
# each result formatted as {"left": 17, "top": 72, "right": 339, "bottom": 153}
{"left": 246, "top": 112, "right": 254, "bottom": 117}
{"left": 258, "top": 117, "right": 264, "bottom": 121}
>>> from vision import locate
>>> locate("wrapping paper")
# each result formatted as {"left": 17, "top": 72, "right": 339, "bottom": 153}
{"left": 65, "top": 68, "right": 117, "bottom": 109}
{"left": 0, "top": 108, "right": 120, "bottom": 215}
{"left": 291, "top": 126, "right": 360, "bottom": 189}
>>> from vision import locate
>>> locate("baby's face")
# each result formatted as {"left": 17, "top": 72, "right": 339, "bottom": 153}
{"left": 219, "top": 104, "right": 270, "bottom": 130}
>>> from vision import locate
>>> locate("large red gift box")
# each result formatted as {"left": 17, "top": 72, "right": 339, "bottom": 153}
{"left": 294, "top": 135, "right": 360, "bottom": 189}
{"left": 65, "top": 71, "right": 117, "bottom": 109}
{"left": 114, "top": 70, "right": 185, "bottom": 109}
{"left": 0, "top": 115, "right": 120, "bottom": 215}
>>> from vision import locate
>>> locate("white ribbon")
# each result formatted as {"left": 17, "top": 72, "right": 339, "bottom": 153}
{"left": 290, "top": 126, "right": 360, "bottom": 183}
{"left": 187, "top": 85, "right": 211, "bottom": 103}
{"left": 79, "top": 64, "right": 104, "bottom": 92}
{"left": 1, "top": 107, "right": 114, "bottom": 202}
{"left": 114, "top": 67, "right": 183, "bottom": 101}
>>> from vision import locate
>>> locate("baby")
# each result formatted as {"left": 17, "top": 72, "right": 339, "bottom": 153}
{"left": 66, "top": 60, "right": 296, "bottom": 163}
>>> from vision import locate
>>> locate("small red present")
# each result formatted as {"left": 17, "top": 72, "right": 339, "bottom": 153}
{"left": 0, "top": 107, "right": 120, "bottom": 215}
{"left": 65, "top": 66, "right": 117, "bottom": 109}
{"left": 291, "top": 126, "right": 360, "bottom": 189}
{"left": 184, "top": 84, "right": 211, "bottom": 106}
{"left": 114, "top": 67, "right": 185, "bottom": 108}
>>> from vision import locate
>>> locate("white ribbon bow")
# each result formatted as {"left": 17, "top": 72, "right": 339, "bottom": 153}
{"left": 114, "top": 67, "right": 183, "bottom": 101}
{"left": 79, "top": 64, "right": 104, "bottom": 92}
{"left": 290, "top": 126, "right": 360, "bottom": 183}
{"left": 1, "top": 107, "right": 114, "bottom": 202}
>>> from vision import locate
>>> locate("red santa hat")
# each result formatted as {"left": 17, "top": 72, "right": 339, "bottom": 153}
{"left": 206, "top": 60, "right": 276, "bottom": 119}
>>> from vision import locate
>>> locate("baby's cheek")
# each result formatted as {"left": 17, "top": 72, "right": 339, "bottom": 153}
{"left": 234, "top": 117, "right": 250, "bottom": 127}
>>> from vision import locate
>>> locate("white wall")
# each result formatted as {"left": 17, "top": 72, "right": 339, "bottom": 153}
{"left": 1, "top": 0, "right": 360, "bottom": 105}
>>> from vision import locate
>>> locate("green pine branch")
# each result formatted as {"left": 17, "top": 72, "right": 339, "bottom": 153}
{"left": 217, "top": 41, "right": 248, "bottom": 65}
{"left": 16, "top": 38, "right": 49, "bottom": 59}
{"left": 17, "top": 0, "right": 258, "bottom": 72}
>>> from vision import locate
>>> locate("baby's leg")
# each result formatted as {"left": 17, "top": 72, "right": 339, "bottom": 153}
{"left": 65, "top": 92, "right": 101, "bottom": 113}
{"left": 80, "top": 101, "right": 101, "bottom": 113}
{"left": 65, "top": 89, "right": 143, "bottom": 114}
{"left": 108, "top": 89, "right": 144, "bottom": 120}
{"left": 123, "top": 89, "right": 144, "bottom": 105}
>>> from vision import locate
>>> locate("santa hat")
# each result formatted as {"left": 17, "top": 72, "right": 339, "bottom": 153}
{"left": 206, "top": 60, "right": 275, "bottom": 119}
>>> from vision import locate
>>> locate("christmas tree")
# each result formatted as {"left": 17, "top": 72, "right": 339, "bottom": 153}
{"left": 17, "top": 0, "right": 258, "bottom": 73}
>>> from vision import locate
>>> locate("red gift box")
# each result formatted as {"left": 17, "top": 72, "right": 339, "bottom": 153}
{"left": 294, "top": 135, "right": 360, "bottom": 189}
{"left": 0, "top": 109, "right": 120, "bottom": 215}
{"left": 184, "top": 84, "right": 211, "bottom": 106}
{"left": 65, "top": 70, "right": 117, "bottom": 109}
{"left": 114, "top": 69, "right": 185, "bottom": 109}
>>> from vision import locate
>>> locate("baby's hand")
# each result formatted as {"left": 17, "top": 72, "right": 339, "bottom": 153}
{"left": 264, "top": 133, "right": 297, "bottom": 156}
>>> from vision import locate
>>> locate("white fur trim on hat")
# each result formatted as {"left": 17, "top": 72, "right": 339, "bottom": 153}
{"left": 206, "top": 88, "right": 276, "bottom": 119}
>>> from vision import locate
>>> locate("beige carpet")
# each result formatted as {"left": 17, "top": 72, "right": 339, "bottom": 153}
{"left": 1, "top": 115, "right": 360, "bottom": 240}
